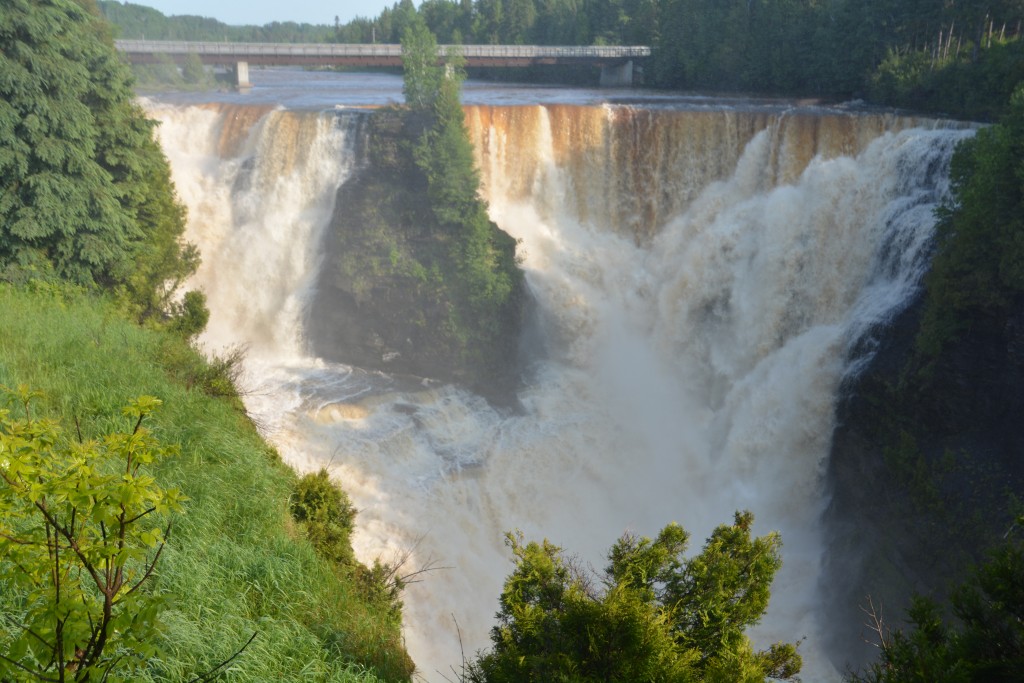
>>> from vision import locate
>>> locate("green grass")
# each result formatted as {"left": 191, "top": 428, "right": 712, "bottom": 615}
{"left": 0, "top": 283, "right": 414, "bottom": 682}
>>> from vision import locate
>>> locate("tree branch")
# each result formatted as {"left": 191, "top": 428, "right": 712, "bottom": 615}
{"left": 123, "top": 506, "right": 157, "bottom": 526}
{"left": 186, "top": 631, "right": 259, "bottom": 683}
{"left": 0, "top": 531, "right": 48, "bottom": 546}
{"left": 2, "top": 613, "right": 56, "bottom": 652}
{"left": 123, "top": 522, "right": 172, "bottom": 599}
{"left": 35, "top": 500, "right": 104, "bottom": 594}
{"left": 132, "top": 412, "right": 145, "bottom": 437}
{"left": 0, "top": 650, "right": 60, "bottom": 682}
{"left": 860, "top": 595, "right": 891, "bottom": 652}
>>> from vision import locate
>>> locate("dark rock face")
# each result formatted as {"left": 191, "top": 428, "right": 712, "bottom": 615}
{"left": 822, "top": 293, "right": 1024, "bottom": 669}
{"left": 306, "top": 110, "right": 526, "bottom": 404}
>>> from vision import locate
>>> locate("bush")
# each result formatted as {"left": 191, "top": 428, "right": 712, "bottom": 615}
{"left": 169, "top": 289, "right": 210, "bottom": 338}
{"left": 291, "top": 469, "right": 358, "bottom": 567}
{"left": 466, "top": 512, "right": 801, "bottom": 683}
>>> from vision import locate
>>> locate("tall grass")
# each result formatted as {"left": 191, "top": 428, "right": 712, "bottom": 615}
{"left": 0, "top": 283, "right": 414, "bottom": 682}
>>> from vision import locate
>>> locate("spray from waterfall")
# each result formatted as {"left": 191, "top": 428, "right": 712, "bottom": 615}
{"left": 145, "top": 99, "right": 971, "bottom": 682}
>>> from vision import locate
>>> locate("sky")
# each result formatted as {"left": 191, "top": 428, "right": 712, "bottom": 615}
{"left": 124, "top": 1, "right": 397, "bottom": 26}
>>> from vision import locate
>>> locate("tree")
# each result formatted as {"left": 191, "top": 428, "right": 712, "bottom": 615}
{"left": 0, "top": 388, "right": 186, "bottom": 682}
{"left": 181, "top": 52, "right": 208, "bottom": 85}
{"left": 0, "top": 0, "right": 202, "bottom": 324}
{"left": 401, "top": 14, "right": 444, "bottom": 110}
{"left": 501, "top": 0, "right": 537, "bottom": 44}
{"left": 917, "top": 84, "right": 1024, "bottom": 360}
{"left": 466, "top": 512, "right": 802, "bottom": 682}
{"left": 404, "top": 21, "right": 522, "bottom": 326}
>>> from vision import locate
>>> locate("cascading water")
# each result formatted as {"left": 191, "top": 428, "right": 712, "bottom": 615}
{"left": 146, "top": 96, "right": 971, "bottom": 680}
{"left": 146, "top": 101, "right": 365, "bottom": 362}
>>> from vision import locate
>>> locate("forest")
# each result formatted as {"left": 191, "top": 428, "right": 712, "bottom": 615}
{"left": 341, "top": 0, "right": 1024, "bottom": 119}
{"left": 101, "top": 0, "right": 1024, "bottom": 119}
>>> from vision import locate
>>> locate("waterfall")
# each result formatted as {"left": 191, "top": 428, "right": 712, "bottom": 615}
{"left": 145, "top": 99, "right": 972, "bottom": 680}
{"left": 146, "top": 102, "right": 366, "bottom": 362}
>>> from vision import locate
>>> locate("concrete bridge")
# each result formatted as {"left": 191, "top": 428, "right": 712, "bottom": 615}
{"left": 114, "top": 39, "right": 650, "bottom": 87}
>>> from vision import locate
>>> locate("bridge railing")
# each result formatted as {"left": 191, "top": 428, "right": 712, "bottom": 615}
{"left": 114, "top": 40, "right": 651, "bottom": 60}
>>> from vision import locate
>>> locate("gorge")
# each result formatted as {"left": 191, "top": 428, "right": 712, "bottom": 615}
{"left": 144, "top": 80, "right": 972, "bottom": 680}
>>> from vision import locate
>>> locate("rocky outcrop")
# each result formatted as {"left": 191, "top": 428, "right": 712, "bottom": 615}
{"left": 307, "top": 109, "right": 526, "bottom": 404}
{"left": 822, "top": 292, "right": 1024, "bottom": 668}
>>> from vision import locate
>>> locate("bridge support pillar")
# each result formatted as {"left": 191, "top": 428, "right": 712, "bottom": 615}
{"left": 599, "top": 60, "right": 634, "bottom": 87}
{"left": 234, "top": 61, "right": 251, "bottom": 88}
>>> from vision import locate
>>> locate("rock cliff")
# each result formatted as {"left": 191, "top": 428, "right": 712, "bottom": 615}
{"left": 823, "top": 291, "right": 1024, "bottom": 666}
{"left": 307, "top": 109, "right": 526, "bottom": 403}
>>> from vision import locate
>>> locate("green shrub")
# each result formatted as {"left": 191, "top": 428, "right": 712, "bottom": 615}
{"left": 1, "top": 0, "right": 198, "bottom": 316}
{"left": 169, "top": 289, "right": 210, "bottom": 338}
{"left": 291, "top": 469, "right": 358, "bottom": 567}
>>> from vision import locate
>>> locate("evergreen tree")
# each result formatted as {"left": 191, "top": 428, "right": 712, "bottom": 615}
{"left": 0, "top": 0, "right": 200, "bottom": 322}
{"left": 467, "top": 512, "right": 801, "bottom": 682}
{"left": 402, "top": 14, "right": 444, "bottom": 111}
{"left": 391, "top": 18, "right": 523, "bottom": 386}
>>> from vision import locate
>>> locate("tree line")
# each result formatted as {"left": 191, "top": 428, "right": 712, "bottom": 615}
{"left": 357, "top": 0, "right": 1024, "bottom": 115}
{"left": 100, "top": 0, "right": 1024, "bottom": 118}
{"left": 98, "top": 1, "right": 334, "bottom": 42}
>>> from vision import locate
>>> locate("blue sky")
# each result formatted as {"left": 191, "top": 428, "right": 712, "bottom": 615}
{"left": 125, "top": 1, "right": 395, "bottom": 26}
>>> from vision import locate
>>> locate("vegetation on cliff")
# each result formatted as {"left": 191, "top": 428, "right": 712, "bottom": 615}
{"left": 847, "top": 523, "right": 1024, "bottom": 682}
{"left": 0, "top": 286, "right": 414, "bottom": 681}
{"left": 405, "top": 22, "right": 522, "bottom": 342}
{"left": 919, "top": 86, "right": 1024, "bottom": 362}
{"left": 856, "top": 84, "right": 1024, "bottom": 481}
{"left": 1, "top": 2, "right": 413, "bottom": 680}
{"left": 825, "top": 85, "right": 1024, "bottom": 675}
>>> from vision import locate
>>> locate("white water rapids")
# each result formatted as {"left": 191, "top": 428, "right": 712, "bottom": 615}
{"left": 146, "top": 97, "right": 971, "bottom": 680}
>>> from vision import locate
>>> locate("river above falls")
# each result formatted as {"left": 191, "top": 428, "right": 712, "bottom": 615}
{"left": 143, "top": 65, "right": 890, "bottom": 114}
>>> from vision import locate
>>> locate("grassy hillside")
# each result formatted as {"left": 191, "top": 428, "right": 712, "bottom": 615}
{"left": 0, "top": 283, "right": 413, "bottom": 681}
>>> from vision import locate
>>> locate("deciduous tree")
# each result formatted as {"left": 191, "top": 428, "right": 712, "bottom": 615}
{"left": 0, "top": 388, "right": 186, "bottom": 682}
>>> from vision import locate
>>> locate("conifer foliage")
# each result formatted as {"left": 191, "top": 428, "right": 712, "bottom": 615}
{"left": 0, "top": 0, "right": 199, "bottom": 320}
{"left": 466, "top": 512, "right": 802, "bottom": 683}
{"left": 398, "top": 17, "right": 522, "bottom": 378}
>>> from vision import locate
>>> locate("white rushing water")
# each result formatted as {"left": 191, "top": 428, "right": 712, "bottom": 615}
{"left": 147, "top": 98, "right": 970, "bottom": 680}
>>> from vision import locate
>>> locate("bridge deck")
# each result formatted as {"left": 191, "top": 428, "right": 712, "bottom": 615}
{"left": 115, "top": 40, "right": 650, "bottom": 68}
